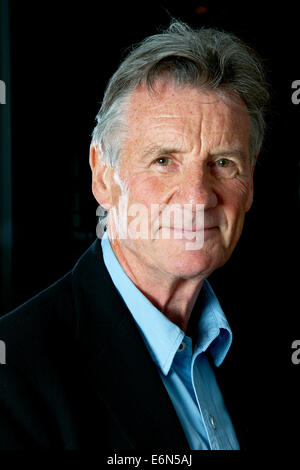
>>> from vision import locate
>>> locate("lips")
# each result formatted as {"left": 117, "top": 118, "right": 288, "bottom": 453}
{"left": 159, "top": 226, "right": 219, "bottom": 240}
{"left": 165, "top": 226, "right": 218, "bottom": 231}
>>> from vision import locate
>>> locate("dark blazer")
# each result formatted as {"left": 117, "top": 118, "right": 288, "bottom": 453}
{"left": 0, "top": 239, "right": 248, "bottom": 450}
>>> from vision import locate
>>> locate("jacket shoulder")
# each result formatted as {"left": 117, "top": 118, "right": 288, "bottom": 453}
{"left": 0, "top": 272, "right": 80, "bottom": 448}
{"left": 0, "top": 271, "right": 77, "bottom": 374}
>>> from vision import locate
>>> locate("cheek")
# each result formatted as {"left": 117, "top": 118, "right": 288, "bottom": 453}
{"left": 221, "top": 178, "right": 252, "bottom": 213}
{"left": 126, "top": 174, "right": 171, "bottom": 206}
{"left": 219, "top": 179, "right": 252, "bottom": 238}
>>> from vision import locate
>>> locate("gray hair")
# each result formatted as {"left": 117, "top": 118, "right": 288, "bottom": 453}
{"left": 92, "top": 20, "right": 269, "bottom": 162}
{"left": 91, "top": 20, "right": 269, "bottom": 230}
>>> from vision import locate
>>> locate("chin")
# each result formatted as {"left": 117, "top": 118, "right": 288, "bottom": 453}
{"left": 163, "top": 249, "right": 224, "bottom": 280}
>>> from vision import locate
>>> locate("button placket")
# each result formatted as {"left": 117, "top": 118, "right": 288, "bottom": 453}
{"left": 210, "top": 415, "right": 217, "bottom": 430}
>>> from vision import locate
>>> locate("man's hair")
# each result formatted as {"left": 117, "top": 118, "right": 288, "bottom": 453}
{"left": 91, "top": 20, "right": 269, "bottom": 168}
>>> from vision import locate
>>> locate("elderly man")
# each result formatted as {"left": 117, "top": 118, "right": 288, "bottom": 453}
{"left": 0, "top": 21, "right": 268, "bottom": 450}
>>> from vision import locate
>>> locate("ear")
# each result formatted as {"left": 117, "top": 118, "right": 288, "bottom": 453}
{"left": 245, "top": 154, "right": 258, "bottom": 212}
{"left": 89, "top": 144, "right": 113, "bottom": 210}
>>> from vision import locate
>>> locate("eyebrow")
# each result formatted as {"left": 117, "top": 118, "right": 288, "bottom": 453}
{"left": 141, "top": 146, "right": 184, "bottom": 160}
{"left": 209, "top": 149, "right": 248, "bottom": 160}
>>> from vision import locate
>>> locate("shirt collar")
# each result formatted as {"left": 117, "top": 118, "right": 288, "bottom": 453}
{"left": 101, "top": 231, "right": 233, "bottom": 375}
{"left": 194, "top": 281, "right": 232, "bottom": 367}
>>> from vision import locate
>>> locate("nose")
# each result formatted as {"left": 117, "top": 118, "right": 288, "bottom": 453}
{"left": 176, "top": 166, "right": 218, "bottom": 209}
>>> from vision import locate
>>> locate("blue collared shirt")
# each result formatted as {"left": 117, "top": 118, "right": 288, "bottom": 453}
{"left": 101, "top": 232, "right": 240, "bottom": 450}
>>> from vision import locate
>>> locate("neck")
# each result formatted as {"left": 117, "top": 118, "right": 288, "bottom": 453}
{"left": 109, "top": 236, "right": 204, "bottom": 333}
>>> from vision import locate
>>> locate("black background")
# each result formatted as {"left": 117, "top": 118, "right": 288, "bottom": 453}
{"left": 1, "top": 0, "right": 300, "bottom": 455}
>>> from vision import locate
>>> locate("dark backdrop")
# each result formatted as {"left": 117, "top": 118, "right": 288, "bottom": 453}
{"left": 1, "top": 0, "right": 299, "bottom": 454}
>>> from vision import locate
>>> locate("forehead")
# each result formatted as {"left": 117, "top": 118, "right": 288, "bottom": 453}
{"left": 124, "top": 81, "right": 250, "bottom": 152}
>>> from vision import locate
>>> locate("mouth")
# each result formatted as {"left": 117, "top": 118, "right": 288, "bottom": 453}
{"left": 158, "top": 226, "right": 219, "bottom": 240}
{"left": 167, "top": 226, "right": 218, "bottom": 232}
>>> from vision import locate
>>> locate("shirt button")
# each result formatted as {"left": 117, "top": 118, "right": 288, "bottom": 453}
{"left": 210, "top": 415, "right": 217, "bottom": 430}
{"left": 178, "top": 341, "right": 186, "bottom": 352}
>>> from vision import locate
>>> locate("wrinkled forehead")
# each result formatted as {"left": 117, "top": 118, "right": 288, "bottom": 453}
{"left": 127, "top": 82, "right": 216, "bottom": 123}
{"left": 124, "top": 81, "right": 251, "bottom": 150}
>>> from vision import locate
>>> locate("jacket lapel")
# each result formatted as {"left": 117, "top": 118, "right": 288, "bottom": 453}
{"left": 71, "top": 239, "right": 189, "bottom": 450}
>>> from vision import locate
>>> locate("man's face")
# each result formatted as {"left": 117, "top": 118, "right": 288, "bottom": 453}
{"left": 105, "top": 81, "right": 255, "bottom": 281}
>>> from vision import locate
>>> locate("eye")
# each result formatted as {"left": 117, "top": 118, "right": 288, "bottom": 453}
{"left": 154, "top": 156, "right": 172, "bottom": 166}
{"left": 216, "top": 158, "right": 233, "bottom": 168}
{"left": 210, "top": 158, "right": 238, "bottom": 179}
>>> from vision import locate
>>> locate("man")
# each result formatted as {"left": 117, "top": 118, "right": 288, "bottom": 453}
{"left": 0, "top": 21, "right": 268, "bottom": 450}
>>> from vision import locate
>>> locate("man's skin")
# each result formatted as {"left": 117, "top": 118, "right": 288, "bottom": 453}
{"left": 90, "top": 79, "right": 257, "bottom": 333}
